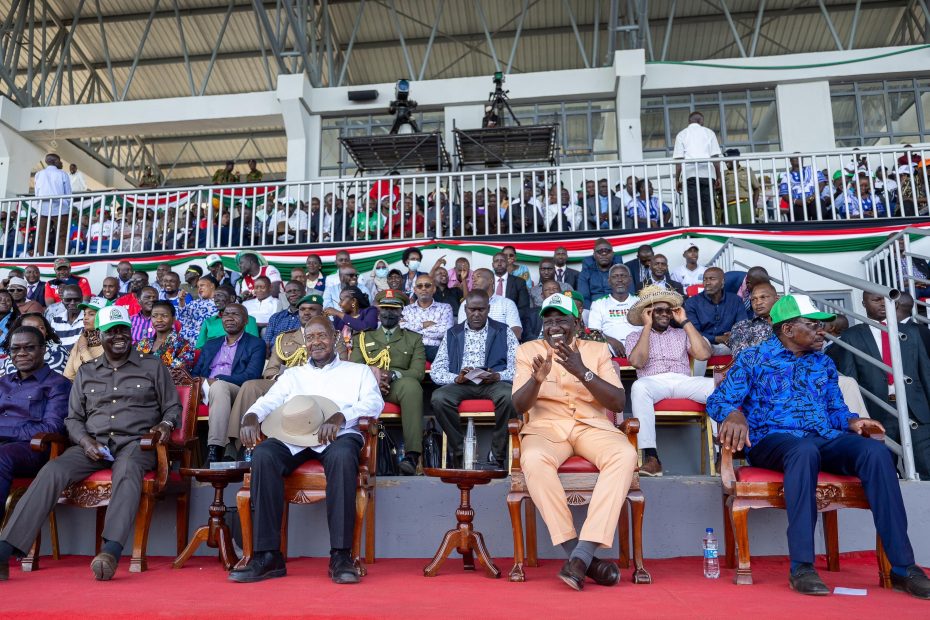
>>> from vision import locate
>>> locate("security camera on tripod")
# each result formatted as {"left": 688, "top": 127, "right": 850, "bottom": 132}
{"left": 388, "top": 79, "right": 419, "bottom": 135}
{"left": 482, "top": 71, "right": 520, "bottom": 128}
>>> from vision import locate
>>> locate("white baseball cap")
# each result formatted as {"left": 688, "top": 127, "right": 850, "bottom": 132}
{"left": 206, "top": 254, "right": 223, "bottom": 267}
{"left": 94, "top": 305, "right": 131, "bottom": 332}
{"left": 538, "top": 293, "right": 578, "bottom": 318}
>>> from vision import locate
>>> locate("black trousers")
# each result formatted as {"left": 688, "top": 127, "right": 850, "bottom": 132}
{"left": 251, "top": 434, "right": 363, "bottom": 553}
{"left": 0, "top": 440, "right": 50, "bottom": 523}
{"left": 749, "top": 432, "right": 915, "bottom": 568}
{"left": 685, "top": 177, "right": 714, "bottom": 225}
{"left": 431, "top": 381, "right": 516, "bottom": 461}
{"left": 424, "top": 345, "right": 439, "bottom": 363}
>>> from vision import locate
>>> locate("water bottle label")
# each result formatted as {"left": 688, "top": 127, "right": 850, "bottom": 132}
{"left": 703, "top": 549, "right": 718, "bottom": 559}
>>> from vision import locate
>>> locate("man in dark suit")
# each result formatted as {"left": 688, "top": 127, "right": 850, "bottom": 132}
{"left": 624, "top": 244, "right": 654, "bottom": 294}
{"left": 642, "top": 254, "right": 685, "bottom": 295}
{"left": 585, "top": 178, "right": 623, "bottom": 231}
{"left": 351, "top": 290, "right": 426, "bottom": 475}
{"left": 828, "top": 292, "right": 930, "bottom": 478}
{"left": 491, "top": 252, "right": 532, "bottom": 340}
{"left": 23, "top": 266, "right": 46, "bottom": 308}
{"left": 553, "top": 247, "right": 580, "bottom": 290}
{"left": 897, "top": 292, "right": 930, "bottom": 354}
{"left": 193, "top": 303, "right": 266, "bottom": 464}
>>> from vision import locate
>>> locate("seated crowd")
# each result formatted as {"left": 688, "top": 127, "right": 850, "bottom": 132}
{"left": 0, "top": 243, "right": 929, "bottom": 598}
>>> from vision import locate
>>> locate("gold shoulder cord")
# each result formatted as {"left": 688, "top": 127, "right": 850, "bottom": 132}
{"left": 276, "top": 334, "right": 309, "bottom": 367}
{"left": 358, "top": 331, "right": 391, "bottom": 369}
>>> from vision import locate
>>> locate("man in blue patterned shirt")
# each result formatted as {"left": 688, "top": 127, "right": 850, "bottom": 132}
{"left": 707, "top": 294, "right": 930, "bottom": 599}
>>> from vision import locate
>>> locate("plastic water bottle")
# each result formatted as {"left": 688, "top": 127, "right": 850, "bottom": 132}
{"left": 244, "top": 448, "right": 252, "bottom": 464}
{"left": 703, "top": 528, "right": 720, "bottom": 579}
{"left": 463, "top": 419, "right": 477, "bottom": 470}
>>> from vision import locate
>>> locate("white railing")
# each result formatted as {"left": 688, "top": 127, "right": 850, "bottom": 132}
{"left": 4, "top": 144, "right": 928, "bottom": 259}
{"left": 710, "top": 238, "right": 918, "bottom": 481}
{"left": 861, "top": 226, "right": 930, "bottom": 320}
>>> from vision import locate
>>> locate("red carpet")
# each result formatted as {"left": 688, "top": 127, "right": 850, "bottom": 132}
{"left": 2, "top": 553, "right": 927, "bottom": 618}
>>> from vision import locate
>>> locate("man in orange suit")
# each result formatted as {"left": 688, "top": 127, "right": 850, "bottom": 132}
{"left": 511, "top": 293, "right": 636, "bottom": 591}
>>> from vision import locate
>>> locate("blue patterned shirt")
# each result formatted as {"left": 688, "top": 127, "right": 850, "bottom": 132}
{"left": 706, "top": 335, "right": 857, "bottom": 449}
{"left": 264, "top": 307, "right": 301, "bottom": 347}
{"left": 179, "top": 298, "right": 217, "bottom": 343}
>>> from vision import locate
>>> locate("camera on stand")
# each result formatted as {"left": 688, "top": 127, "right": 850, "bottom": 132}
{"left": 388, "top": 79, "right": 419, "bottom": 135}
{"left": 482, "top": 71, "right": 519, "bottom": 129}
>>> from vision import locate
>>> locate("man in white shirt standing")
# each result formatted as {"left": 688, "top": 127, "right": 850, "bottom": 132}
{"left": 673, "top": 112, "right": 721, "bottom": 227}
{"left": 458, "top": 268, "right": 522, "bottom": 340}
{"left": 671, "top": 243, "right": 707, "bottom": 289}
{"left": 588, "top": 264, "right": 640, "bottom": 357}
{"left": 68, "top": 164, "right": 88, "bottom": 193}
{"left": 232, "top": 316, "right": 383, "bottom": 585}
{"left": 33, "top": 153, "right": 72, "bottom": 257}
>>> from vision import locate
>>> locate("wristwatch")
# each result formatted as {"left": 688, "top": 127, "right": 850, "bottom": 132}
{"left": 161, "top": 419, "right": 175, "bottom": 430}
{"left": 582, "top": 370, "right": 595, "bottom": 383}
{"left": 391, "top": 370, "right": 401, "bottom": 382}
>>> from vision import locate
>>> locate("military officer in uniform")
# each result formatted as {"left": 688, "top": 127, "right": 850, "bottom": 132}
{"left": 0, "top": 306, "right": 180, "bottom": 581}
{"left": 351, "top": 290, "right": 426, "bottom": 475}
{"left": 229, "top": 293, "right": 346, "bottom": 440}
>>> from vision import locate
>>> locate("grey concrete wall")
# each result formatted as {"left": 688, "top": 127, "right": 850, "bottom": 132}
{"left": 37, "top": 476, "right": 930, "bottom": 566}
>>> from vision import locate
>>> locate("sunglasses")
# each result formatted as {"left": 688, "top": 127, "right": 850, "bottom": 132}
{"left": 595, "top": 248, "right": 613, "bottom": 255}
{"left": 651, "top": 308, "right": 672, "bottom": 315}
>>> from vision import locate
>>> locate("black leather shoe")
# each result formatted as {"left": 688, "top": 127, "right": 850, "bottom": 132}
{"left": 398, "top": 455, "right": 418, "bottom": 476}
{"left": 90, "top": 552, "right": 118, "bottom": 581}
{"left": 228, "top": 551, "right": 287, "bottom": 583}
{"left": 558, "top": 558, "right": 587, "bottom": 591}
{"left": 586, "top": 557, "right": 620, "bottom": 586}
{"left": 329, "top": 552, "right": 360, "bottom": 584}
{"left": 0, "top": 561, "right": 9, "bottom": 581}
{"left": 206, "top": 445, "right": 222, "bottom": 465}
{"left": 891, "top": 565, "right": 930, "bottom": 599}
{"left": 789, "top": 565, "right": 829, "bottom": 596}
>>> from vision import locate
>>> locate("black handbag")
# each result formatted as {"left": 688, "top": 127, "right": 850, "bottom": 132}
{"left": 376, "top": 427, "right": 399, "bottom": 476}
{"left": 422, "top": 419, "right": 443, "bottom": 469}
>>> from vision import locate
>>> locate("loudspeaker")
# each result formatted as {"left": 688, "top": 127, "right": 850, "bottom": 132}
{"left": 348, "top": 90, "right": 379, "bottom": 102}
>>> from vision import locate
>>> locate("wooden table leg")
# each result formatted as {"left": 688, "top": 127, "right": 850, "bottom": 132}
{"left": 173, "top": 480, "right": 239, "bottom": 570}
{"left": 423, "top": 529, "right": 461, "bottom": 577}
{"left": 173, "top": 526, "right": 210, "bottom": 569}
{"left": 470, "top": 530, "right": 501, "bottom": 578}
{"left": 423, "top": 480, "right": 500, "bottom": 578}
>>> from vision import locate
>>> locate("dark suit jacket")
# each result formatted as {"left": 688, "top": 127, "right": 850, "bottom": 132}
{"left": 643, "top": 277, "right": 685, "bottom": 296}
{"left": 624, "top": 258, "right": 650, "bottom": 294}
{"left": 905, "top": 318, "right": 930, "bottom": 355}
{"left": 501, "top": 273, "right": 532, "bottom": 339}
{"left": 585, "top": 196, "right": 623, "bottom": 230}
{"left": 557, "top": 266, "right": 580, "bottom": 290}
{"left": 873, "top": 256, "right": 930, "bottom": 290}
{"left": 192, "top": 332, "right": 266, "bottom": 386}
{"left": 829, "top": 322, "right": 930, "bottom": 425}
{"left": 26, "top": 281, "right": 47, "bottom": 307}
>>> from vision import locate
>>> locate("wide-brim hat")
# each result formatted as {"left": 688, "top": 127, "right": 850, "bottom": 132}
{"left": 260, "top": 395, "right": 340, "bottom": 448}
{"left": 628, "top": 285, "right": 684, "bottom": 326}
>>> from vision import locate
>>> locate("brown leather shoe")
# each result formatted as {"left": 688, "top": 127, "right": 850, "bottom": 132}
{"left": 639, "top": 456, "right": 663, "bottom": 477}
{"left": 586, "top": 557, "right": 620, "bottom": 586}
{"left": 558, "top": 558, "right": 587, "bottom": 591}
{"left": 90, "top": 552, "right": 118, "bottom": 581}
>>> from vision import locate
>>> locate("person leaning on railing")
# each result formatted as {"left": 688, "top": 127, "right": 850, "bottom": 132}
{"left": 719, "top": 148, "right": 761, "bottom": 224}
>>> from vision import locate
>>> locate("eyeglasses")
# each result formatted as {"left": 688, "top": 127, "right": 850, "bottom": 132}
{"left": 414, "top": 283, "right": 433, "bottom": 289}
{"left": 61, "top": 297, "right": 82, "bottom": 304}
{"left": 796, "top": 320, "right": 825, "bottom": 330}
{"left": 595, "top": 248, "right": 613, "bottom": 255}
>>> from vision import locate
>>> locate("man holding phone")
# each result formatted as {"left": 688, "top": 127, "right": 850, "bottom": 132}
{"left": 431, "top": 289, "right": 519, "bottom": 469}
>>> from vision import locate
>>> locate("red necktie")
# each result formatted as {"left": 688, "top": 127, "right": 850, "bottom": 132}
{"left": 496, "top": 277, "right": 504, "bottom": 296}
{"left": 880, "top": 322, "right": 893, "bottom": 385}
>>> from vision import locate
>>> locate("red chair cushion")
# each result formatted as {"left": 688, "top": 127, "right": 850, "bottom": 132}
{"left": 557, "top": 456, "right": 598, "bottom": 474}
{"left": 736, "top": 466, "right": 860, "bottom": 484}
{"left": 655, "top": 399, "right": 705, "bottom": 412}
{"left": 425, "top": 361, "right": 431, "bottom": 371}
{"left": 706, "top": 355, "right": 733, "bottom": 367}
{"left": 198, "top": 403, "right": 209, "bottom": 419}
{"left": 290, "top": 460, "right": 325, "bottom": 475}
{"left": 458, "top": 399, "right": 495, "bottom": 413}
{"left": 80, "top": 469, "right": 183, "bottom": 484}
{"left": 11, "top": 478, "right": 32, "bottom": 489}
{"left": 612, "top": 357, "right": 631, "bottom": 367}
{"left": 381, "top": 402, "right": 401, "bottom": 415}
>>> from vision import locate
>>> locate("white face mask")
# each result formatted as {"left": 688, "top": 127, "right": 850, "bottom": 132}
{"left": 375, "top": 267, "right": 388, "bottom": 278}
{"left": 407, "top": 260, "right": 421, "bottom": 272}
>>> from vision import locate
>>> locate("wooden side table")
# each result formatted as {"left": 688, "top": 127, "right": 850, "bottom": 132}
{"left": 422, "top": 467, "right": 507, "bottom": 579}
{"left": 173, "top": 467, "right": 249, "bottom": 570}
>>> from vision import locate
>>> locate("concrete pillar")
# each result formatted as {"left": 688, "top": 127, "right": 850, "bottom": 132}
{"left": 277, "top": 73, "right": 321, "bottom": 181}
{"left": 614, "top": 49, "right": 646, "bottom": 162}
{"left": 443, "top": 104, "right": 485, "bottom": 167}
{"left": 775, "top": 81, "right": 836, "bottom": 152}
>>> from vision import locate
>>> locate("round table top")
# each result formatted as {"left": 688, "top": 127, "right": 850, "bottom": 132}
{"left": 180, "top": 467, "right": 249, "bottom": 483}
{"left": 422, "top": 467, "right": 508, "bottom": 483}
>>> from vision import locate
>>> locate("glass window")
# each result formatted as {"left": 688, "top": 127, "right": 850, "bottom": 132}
{"left": 830, "top": 79, "right": 929, "bottom": 146}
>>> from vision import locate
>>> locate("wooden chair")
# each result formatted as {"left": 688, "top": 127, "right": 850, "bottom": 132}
{"left": 506, "top": 414, "right": 651, "bottom": 584}
{"left": 22, "top": 377, "right": 202, "bottom": 573}
{"left": 719, "top": 440, "right": 892, "bottom": 587}
{"left": 439, "top": 399, "right": 511, "bottom": 469}
{"left": 653, "top": 399, "right": 716, "bottom": 475}
{"left": 235, "top": 417, "right": 379, "bottom": 575}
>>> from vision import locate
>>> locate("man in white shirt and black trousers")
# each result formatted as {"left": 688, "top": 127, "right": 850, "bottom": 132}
{"left": 673, "top": 111, "right": 722, "bottom": 226}
{"left": 230, "top": 316, "right": 383, "bottom": 585}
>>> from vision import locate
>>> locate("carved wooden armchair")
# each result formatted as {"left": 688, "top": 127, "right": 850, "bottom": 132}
{"left": 720, "top": 439, "right": 891, "bottom": 587}
{"left": 506, "top": 414, "right": 651, "bottom": 584}
{"left": 235, "top": 417, "right": 379, "bottom": 574}
{"left": 21, "top": 377, "right": 201, "bottom": 573}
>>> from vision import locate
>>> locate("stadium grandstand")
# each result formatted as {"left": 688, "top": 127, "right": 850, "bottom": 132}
{"left": 1, "top": 0, "right": 929, "bottom": 615}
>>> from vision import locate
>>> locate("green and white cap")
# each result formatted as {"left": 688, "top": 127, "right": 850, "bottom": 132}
{"left": 769, "top": 294, "right": 834, "bottom": 325}
{"left": 94, "top": 305, "right": 131, "bottom": 332}
{"left": 79, "top": 296, "right": 111, "bottom": 312}
{"left": 539, "top": 293, "right": 578, "bottom": 318}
